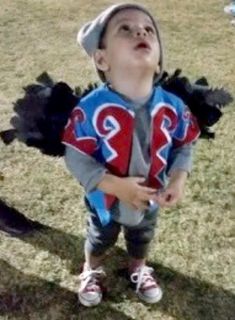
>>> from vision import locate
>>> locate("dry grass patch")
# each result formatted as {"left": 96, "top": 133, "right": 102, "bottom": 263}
{"left": 0, "top": 0, "right": 234, "bottom": 319}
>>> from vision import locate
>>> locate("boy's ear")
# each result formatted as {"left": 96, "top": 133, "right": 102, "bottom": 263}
{"left": 93, "top": 49, "right": 109, "bottom": 72}
{"left": 155, "top": 63, "right": 160, "bottom": 75}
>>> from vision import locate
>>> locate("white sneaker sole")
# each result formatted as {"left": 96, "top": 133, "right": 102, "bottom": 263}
{"left": 137, "top": 288, "right": 163, "bottom": 304}
{"left": 78, "top": 293, "right": 102, "bottom": 307}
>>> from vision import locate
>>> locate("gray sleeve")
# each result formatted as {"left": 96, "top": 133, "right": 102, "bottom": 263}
{"left": 64, "top": 145, "right": 107, "bottom": 193}
{"left": 166, "top": 143, "right": 194, "bottom": 175}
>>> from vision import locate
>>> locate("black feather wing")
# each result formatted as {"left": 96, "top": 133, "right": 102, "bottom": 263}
{"left": 160, "top": 70, "right": 233, "bottom": 138}
{"left": 1, "top": 73, "right": 79, "bottom": 156}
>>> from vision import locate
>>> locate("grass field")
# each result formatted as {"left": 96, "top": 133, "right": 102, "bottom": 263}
{"left": 0, "top": 0, "right": 235, "bottom": 319}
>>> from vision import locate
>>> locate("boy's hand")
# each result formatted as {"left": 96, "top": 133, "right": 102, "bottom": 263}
{"left": 97, "top": 174, "right": 157, "bottom": 211}
{"left": 114, "top": 177, "right": 158, "bottom": 211}
{"left": 155, "top": 170, "right": 188, "bottom": 208}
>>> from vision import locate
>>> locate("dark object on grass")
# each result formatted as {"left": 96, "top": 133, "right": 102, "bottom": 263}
{"left": 0, "top": 70, "right": 233, "bottom": 156}
{"left": 0, "top": 199, "right": 43, "bottom": 236}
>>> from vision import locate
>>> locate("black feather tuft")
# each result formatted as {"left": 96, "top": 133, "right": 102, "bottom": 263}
{"left": 204, "top": 88, "right": 233, "bottom": 107}
{"left": 80, "top": 82, "right": 99, "bottom": 98}
{"left": 194, "top": 77, "right": 209, "bottom": 86}
{"left": 0, "top": 129, "right": 17, "bottom": 145}
{"left": 36, "top": 72, "right": 55, "bottom": 87}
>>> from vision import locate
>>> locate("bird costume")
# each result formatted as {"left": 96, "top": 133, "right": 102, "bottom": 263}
{"left": 0, "top": 69, "right": 233, "bottom": 155}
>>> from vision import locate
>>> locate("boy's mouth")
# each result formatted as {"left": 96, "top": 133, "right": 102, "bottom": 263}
{"left": 135, "top": 41, "right": 151, "bottom": 50}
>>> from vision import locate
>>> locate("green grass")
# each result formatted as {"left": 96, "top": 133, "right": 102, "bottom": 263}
{"left": 0, "top": 0, "right": 235, "bottom": 319}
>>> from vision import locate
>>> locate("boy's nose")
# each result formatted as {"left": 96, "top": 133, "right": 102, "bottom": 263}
{"left": 133, "top": 26, "right": 147, "bottom": 38}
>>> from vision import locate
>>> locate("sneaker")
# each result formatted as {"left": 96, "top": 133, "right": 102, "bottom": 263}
{"left": 224, "top": 3, "right": 235, "bottom": 16}
{"left": 129, "top": 265, "right": 163, "bottom": 304}
{"left": 78, "top": 264, "right": 106, "bottom": 307}
{"left": 231, "top": 18, "right": 235, "bottom": 25}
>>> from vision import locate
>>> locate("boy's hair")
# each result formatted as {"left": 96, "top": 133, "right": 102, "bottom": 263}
{"left": 77, "top": 3, "right": 164, "bottom": 83}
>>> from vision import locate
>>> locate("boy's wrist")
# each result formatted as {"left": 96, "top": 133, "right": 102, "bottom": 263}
{"left": 168, "top": 169, "right": 188, "bottom": 185}
{"left": 96, "top": 173, "right": 122, "bottom": 197}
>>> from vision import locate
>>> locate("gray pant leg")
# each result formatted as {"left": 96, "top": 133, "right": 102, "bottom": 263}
{"left": 85, "top": 209, "right": 121, "bottom": 257}
{"left": 124, "top": 208, "right": 159, "bottom": 259}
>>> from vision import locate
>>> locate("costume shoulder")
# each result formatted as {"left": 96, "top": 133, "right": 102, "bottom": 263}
{"left": 78, "top": 83, "right": 111, "bottom": 111}
{"left": 79, "top": 83, "right": 126, "bottom": 111}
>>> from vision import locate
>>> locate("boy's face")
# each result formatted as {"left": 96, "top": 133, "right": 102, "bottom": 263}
{"left": 94, "top": 9, "right": 161, "bottom": 79}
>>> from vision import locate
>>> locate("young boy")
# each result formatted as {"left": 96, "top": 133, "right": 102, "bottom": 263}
{"left": 62, "top": 3, "right": 200, "bottom": 307}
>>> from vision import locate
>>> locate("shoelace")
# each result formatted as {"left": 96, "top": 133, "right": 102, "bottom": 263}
{"left": 130, "top": 265, "right": 156, "bottom": 293}
{"left": 79, "top": 267, "right": 106, "bottom": 292}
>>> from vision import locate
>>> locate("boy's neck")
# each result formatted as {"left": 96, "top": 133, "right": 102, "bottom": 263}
{"left": 108, "top": 71, "right": 154, "bottom": 101}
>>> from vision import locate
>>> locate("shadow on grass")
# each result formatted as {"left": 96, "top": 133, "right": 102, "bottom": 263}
{"left": 14, "top": 222, "right": 85, "bottom": 274}
{"left": 0, "top": 259, "right": 134, "bottom": 320}
{"left": 13, "top": 225, "right": 235, "bottom": 320}
{"left": 115, "top": 247, "right": 235, "bottom": 320}
{"left": 151, "top": 261, "right": 235, "bottom": 320}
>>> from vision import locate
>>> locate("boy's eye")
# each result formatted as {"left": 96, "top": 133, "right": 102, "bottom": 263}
{"left": 145, "top": 26, "right": 155, "bottom": 34}
{"left": 120, "top": 24, "right": 131, "bottom": 32}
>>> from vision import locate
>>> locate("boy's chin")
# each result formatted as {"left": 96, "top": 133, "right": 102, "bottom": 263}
{"left": 130, "top": 59, "right": 157, "bottom": 73}
{"left": 132, "top": 54, "right": 157, "bottom": 67}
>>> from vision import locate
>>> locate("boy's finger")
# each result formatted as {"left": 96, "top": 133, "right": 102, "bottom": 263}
{"left": 140, "top": 186, "right": 157, "bottom": 193}
{"left": 132, "top": 200, "right": 149, "bottom": 211}
{"left": 153, "top": 194, "right": 167, "bottom": 207}
{"left": 135, "top": 177, "right": 147, "bottom": 185}
{"left": 153, "top": 192, "right": 164, "bottom": 201}
{"left": 139, "top": 192, "right": 159, "bottom": 202}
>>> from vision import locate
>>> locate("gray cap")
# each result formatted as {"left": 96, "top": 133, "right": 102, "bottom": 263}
{"left": 77, "top": 3, "right": 164, "bottom": 82}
